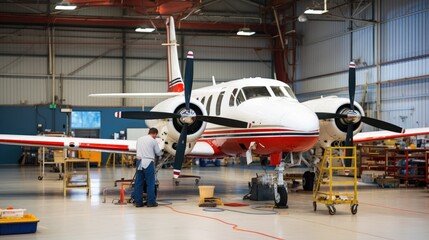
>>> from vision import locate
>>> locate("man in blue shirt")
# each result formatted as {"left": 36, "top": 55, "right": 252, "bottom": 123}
{"left": 134, "top": 128, "right": 163, "bottom": 207}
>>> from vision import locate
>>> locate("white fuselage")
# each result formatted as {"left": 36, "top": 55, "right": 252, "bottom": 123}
{"left": 147, "top": 77, "right": 320, "bottom": 157}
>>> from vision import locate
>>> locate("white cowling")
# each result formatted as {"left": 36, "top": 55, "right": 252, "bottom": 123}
{"left": 302, "top": 96, "right": 364, "bottom": 148}
{"left": 145, "top": 96, "right": 207, "bottom": 156}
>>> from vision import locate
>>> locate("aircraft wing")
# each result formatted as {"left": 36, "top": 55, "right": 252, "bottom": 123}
{"left": 353, "top": 127, "right": 429, "bottom": 143}
{"left": 89, "top": 92, "right": 181, "bottom": 98}
{"left": 0, "top": 134, "right": 137, "bottom": 154}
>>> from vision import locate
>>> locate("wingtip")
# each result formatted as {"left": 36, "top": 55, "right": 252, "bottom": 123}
{"left": 114, "top": 112, "right": 121, "bottom": 118}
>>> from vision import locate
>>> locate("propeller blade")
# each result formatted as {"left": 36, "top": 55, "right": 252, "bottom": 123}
{"left": 344, "top": 122, "right": 355, "bottom": 162}
{"left": 361, "top": 116, "right": 404, "bottom": 133}
{"left": 345, "top": 123, "right": 354, "bottom": 146}
{"left": 184, "top": 51, "right": 194, "bottom": 110}
{"left": 115, "top": 111, "right": 180, "bottom": 120}
{"left": 349, "top": 62, "right": 356, "bottom": 110}
{"left": 196, "top": 115, "right": 249, "bottom": 128}
{"left": 173, "top": 123, "right": 188, "bottom": 178}
{"left": 316, "top": 112, "right": 347, "bottom": 120}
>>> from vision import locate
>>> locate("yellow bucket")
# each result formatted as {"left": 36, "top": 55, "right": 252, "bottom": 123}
{"left": 198, "top": 186, "right": 215, "bottom": 199}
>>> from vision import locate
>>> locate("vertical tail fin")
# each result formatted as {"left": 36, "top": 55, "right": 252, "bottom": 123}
{"left": 166, "top": 16, "right": 184, "bottom": 93}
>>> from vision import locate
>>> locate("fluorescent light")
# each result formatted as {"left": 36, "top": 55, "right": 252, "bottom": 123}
{"left": 135, "top": 27, "right": 155, "bottom": 33}
{"left": 237, "top": 28, "right": 255, "bottom": 36}
{"left": 55, "top": 0, "right": 77, "bottom": 10}
{"left": 304, "top": 0, "right": 328, "bottom": 15}
{"left": 304, "top": 9, "right": 327, "bottom": 14}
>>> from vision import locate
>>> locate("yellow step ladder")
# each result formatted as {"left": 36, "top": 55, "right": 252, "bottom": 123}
{"left": 313, "top": 146, "right": 358, "bottom": 215}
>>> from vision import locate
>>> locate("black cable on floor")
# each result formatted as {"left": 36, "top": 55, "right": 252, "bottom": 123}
{"left": 202, "top": 205, "right": 278, "bottom": 215}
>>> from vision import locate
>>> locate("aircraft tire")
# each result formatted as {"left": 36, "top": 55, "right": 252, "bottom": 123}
{"left": 302, "top": 171, "right": 315, "bottom": 191}
{"left": 274, "top": 185, "right": 288, "bottom": 208}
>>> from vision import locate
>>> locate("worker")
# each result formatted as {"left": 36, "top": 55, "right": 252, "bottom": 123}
{"left": 133, "top": 127, "right": 163, "bottom": 208}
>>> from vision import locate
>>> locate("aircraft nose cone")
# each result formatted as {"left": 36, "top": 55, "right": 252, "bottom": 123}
{"left": 281, "top": 101, "right": 319, "bottom": 132}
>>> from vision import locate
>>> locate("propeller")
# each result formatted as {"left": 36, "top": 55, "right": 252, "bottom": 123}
{"left": 316, "top": 62, "right": 405, "bottom": 152}
{"left": 115, "top": 51, "right": 248, "bottom": 178}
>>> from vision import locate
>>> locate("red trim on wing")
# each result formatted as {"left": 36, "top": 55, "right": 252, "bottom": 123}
{"left": 78, "top": 143, "right": 131, "bottom": 151}
{"left": 0, "top": 139, "right": 65, "bottom": 147}
{"left": 0, "top": 139, "right": 131, "bottom": 151}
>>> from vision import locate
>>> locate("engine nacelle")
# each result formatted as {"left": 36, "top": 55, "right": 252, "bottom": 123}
{"left": 145, "top": 96, "right": 207, "bottom": 156}
{"left": 302, "top": 96, "right": 364, "bottom": 148}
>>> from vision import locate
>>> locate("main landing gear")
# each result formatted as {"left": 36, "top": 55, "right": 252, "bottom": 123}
{"left": 274, "top": 162, "right": 288, "bottom": 208}
{"left": 302, "top": 171, "right": 315, "bottom": 191}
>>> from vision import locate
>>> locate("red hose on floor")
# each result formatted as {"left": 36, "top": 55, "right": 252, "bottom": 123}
{"left": 163, "top": 205, "right": 285, "bottom": 240}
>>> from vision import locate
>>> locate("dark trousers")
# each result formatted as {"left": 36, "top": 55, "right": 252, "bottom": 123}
{"left": 133, "top": 160, "right": 156, "bottom": 205}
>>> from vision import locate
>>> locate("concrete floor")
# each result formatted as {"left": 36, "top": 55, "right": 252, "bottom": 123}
{"left": 0, "top": 164, "right": 428, "bottom": 240}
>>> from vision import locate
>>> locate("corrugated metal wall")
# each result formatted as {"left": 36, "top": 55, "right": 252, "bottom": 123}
{"left": 0, "top": 26, "right": 271, "bottom": 107}
{"left": 295, "top": 0, "right": 429, "bottom": 129}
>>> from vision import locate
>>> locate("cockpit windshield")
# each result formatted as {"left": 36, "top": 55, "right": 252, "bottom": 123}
{"left": 241, "top": 87, "right": 271, "bottom": 100}
{"left": 234, "top": 85, "right": 297, "bottom": 106}
{"left": 284, "top": 86, "right": 297, "bottom": 99}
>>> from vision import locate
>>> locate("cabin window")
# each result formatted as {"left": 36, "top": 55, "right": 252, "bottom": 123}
{"left": 242, "top": 86, "right": 270, "bottom": 100}
{"left": 271, "top": 86, "right": 285, "bottom": 97}
{"left": 216, "top": 91, "right": 225, "bottom": 115}
{"left": 236, "top": 89, "right": 246, "bottom": 106}
{"left": 201, "top": 96, "right": 205, "bottom": 105}
{"left": 206, "top": 95, "right": 212, "bottom": 115}
{"left": 229, "top": 88, "right": 238, "bottom": 106}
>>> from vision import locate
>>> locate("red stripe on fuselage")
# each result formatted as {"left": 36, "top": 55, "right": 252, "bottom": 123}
{"left": 203, "top": 128, "right": 309, "bottom": 135}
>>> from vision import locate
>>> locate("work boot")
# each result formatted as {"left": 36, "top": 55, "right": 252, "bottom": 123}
{"left": 146, "top": 202, "right": 158, "bottom": 207}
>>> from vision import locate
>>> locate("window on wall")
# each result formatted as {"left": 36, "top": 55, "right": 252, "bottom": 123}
{"left": 71, "top": 111, "right": 101, "bottom": 138}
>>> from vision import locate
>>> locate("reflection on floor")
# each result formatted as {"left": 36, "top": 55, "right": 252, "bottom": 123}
{"left": 0, "top": 165, "right": 428, "bottom": 240}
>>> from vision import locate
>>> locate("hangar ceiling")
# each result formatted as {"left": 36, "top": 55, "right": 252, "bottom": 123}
{"left": 0, "top": 0, "right": 373, "bottom": 84}
{"left": 0, "top": 0, "right": 298, "bottom": 34}
{"left": 0, "top": 1, "right": 370, "bottom": 34}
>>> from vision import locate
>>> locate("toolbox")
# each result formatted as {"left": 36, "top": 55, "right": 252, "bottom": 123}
{"left": 376, "top": 177, "right": 400, "bottom": 188}
{"left": 0, "top": 214, "right": 39, "bottom": 235}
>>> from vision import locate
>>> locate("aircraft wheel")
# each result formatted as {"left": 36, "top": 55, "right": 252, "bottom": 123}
{"left": 195, "top": 179, "right": 200, "bottom": 185}
{"left": 274, "top": 185, "right": 288, "bottom": 208}
{"left": 351, "top": 204, "right": 358, "bottom": 215}
{"left": 328, "top": 205, "right": 336, "bottom": 215}
{"left": 38, "top": 176, "right": 43, "bottom": 180}
{"left": 302, "top": 171, "right": 315, "bottom": 191}
{"left": 313, "top": 201, "right": 317, "bottom": 211}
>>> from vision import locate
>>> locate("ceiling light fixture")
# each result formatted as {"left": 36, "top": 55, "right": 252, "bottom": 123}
{"left": 55, "top": 0, "right": 77, "bottom": 10}
{"left": 298, "top": 14, "right": 308, "bottom": 22}
{"left": 237, "top": 28, "right": 255, "bottom": 36}
{"left": 304, "top": 0, "right": 328, "bottom": 14}
{"left": 135, "top": 27, "right": 155, "bottom": 33}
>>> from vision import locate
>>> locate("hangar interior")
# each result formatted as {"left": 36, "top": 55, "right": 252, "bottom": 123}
{"left": 0, "top": 1, "right": 428, "bottom": 239}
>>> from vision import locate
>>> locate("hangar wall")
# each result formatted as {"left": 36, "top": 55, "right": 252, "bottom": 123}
{"left": 0, "top": 26, "right": 272, "bottom": 108}
{"left": 294, "top": 0, "right": 429, "bottom": 130}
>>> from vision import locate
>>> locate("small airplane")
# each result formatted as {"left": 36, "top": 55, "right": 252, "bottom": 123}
{"left": 1, "top": 17, "right": 428, "bottom": 208}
